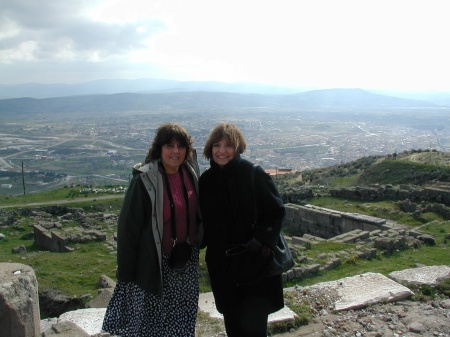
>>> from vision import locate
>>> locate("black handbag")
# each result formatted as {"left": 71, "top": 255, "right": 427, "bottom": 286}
{"left": 225, "top": 164, "right": 294, "bottom": 285}
{"left": 169, "top": 241, "right": 192, "bottom": 271}
{"left": 267, "top": 232, "right": 295, "bottom": 277}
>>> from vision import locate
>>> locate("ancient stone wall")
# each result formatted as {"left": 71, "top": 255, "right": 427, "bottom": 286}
{"left": 283, "top": 203, "right": 387, "bottom": 239}
{"left": 33, "top": 225, "right": 106, "bottom": 252}
{"left": 330, "top": 185, "right": 450, "bottom": 207}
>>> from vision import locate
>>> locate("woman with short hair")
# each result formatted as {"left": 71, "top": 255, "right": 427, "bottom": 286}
{"left": 199, "top": 122, "right": 285, "bottom": 337}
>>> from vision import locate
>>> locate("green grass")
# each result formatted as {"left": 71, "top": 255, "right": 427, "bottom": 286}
{"left": 307, "top": 196, "right": 448, "bottom": 227}
{"left": 277, "top": 150, "right": 450, "bottom": 190}
{"left": 358, "top": 159, "right": 450, "bottom": 185}
{"left": 0, "top": 188, "right": 209, "bottom": 297}
{"left": 0, "top": 188, "right": 123, "bottom": 298}
{"left": 288, "top": 242, "right": 450, "bottom": 288}
{"left": 328, "top": 174, "right": 360, "bottom": 186}
{"left": 198, "top": 249, "right": 212, "bottom": 293}
{"left": 1, "top": 186, "right": 449, "bottom": 304}
{"left": 1, "top": 238, "right": 117, "bottom": 297}
{"left": 0, "top": 187, "right": 91, "bottom": 204}
{"left": 0, "top": 187, "right": 124, "bottom": 207}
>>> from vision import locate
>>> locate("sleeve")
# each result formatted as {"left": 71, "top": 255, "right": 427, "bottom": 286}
{"left": 252, "top": 166, "right": 286, "bottom": 250}
{"left": 198, "top": 173, "right": 209, "bottom": 249}
{"left": 116, "top": 174, "right": 151, "bottom": 282}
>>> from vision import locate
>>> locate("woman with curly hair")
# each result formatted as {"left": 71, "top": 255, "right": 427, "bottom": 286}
{"left": 103, "top": 123, "right": 203, "bottom": 337}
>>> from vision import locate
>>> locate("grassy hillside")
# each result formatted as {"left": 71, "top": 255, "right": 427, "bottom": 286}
{"left": 277, "top": 150, "right": 450, "bottom": 190}
{"left": 1, "top": 150, "right": 449, "bottom": 315}
{"left": 359, "top": 156, "right": 450, "bottom": 185}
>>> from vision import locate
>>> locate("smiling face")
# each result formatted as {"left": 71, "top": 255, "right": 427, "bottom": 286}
{"left": 212, "top": 138, "right": 236, "bottom": 167}
{"left": 161, "top": 140, "right": 187, "bottom": 173}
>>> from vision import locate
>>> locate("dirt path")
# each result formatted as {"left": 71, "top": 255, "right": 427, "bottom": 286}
{"left": 0, "top": 194, "right": 123, "bottom": 209}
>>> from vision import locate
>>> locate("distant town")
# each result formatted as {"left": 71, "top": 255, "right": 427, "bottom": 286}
{"left": 1, "top": 90, "right": 449, "bottom": 195}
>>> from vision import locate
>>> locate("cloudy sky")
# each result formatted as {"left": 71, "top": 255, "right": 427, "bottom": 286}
{"left": 1, "top": 0, "right": 449, "bottom": 90}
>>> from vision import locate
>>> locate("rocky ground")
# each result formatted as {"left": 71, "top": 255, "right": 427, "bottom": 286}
{"left": 197, "top": 297, "right": 450, "bottom": 337}
{"left": 271, "top": 298, "right": 450, "bottom": 337}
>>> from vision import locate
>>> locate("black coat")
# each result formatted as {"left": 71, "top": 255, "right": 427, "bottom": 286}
{"left": 199, "top": 155, "right": 285, "bottom": 315}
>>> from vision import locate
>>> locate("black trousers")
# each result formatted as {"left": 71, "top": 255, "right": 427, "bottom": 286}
{"left": 223, "top": 303, "right": 268, "bottom": 337}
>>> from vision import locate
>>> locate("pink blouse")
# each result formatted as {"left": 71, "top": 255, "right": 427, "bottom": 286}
{"left": 161, "top": 167, "right": 198, "bottom": 253}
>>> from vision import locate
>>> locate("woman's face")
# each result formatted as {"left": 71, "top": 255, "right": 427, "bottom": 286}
{"left": 212, "top": 138, "right": 236, "bottom": 167}
{"left": 161, "top": 140, "right": 186, "bottom": 174}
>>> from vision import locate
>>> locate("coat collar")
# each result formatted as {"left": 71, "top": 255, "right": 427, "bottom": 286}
{"left": 210, "top": 154, "right": 241, "bottom": 175}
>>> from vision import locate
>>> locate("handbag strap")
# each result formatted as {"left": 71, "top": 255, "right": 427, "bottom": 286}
{"left": 250, "top": 164, "right": 258, "bottom": 227}
{"left": 161, "top": 165, "right": 191, "bottom": 245}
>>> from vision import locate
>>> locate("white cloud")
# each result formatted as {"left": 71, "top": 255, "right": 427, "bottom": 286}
{"left": 1, "top": 0, "right": 450, "bottom": 90}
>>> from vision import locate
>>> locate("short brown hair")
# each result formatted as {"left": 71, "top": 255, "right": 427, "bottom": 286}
{"left": 203, "top": 122, "right": 246, "bottom": 160}
{"left": 145, "top": 123, "right": 193, "bottom": 163}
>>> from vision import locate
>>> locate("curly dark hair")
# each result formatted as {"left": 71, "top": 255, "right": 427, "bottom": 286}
{"left": 203, "top": 122, "right": 247, "bottom": 160}
{"left": 144, "top": 123, "right": 193, "bottom": 163}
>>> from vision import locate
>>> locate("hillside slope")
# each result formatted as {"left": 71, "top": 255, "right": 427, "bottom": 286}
{"left": 278, "top": 150, "right": 450, "bottom": 189}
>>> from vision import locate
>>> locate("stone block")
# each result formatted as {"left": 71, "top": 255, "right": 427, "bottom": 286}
{"left": 42, "top": 320, "right": 90, "bottom": 337}
{"left": 304, "top": 272, "right": 412, "bottom": 311}
{"left": 388, "top": 265, "right": 450, "bottom": 287}
{"left": 292, "top": 236, "right": 311, "bottom": 246}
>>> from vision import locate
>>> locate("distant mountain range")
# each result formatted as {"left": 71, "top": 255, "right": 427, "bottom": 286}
{"left": 0, "top": 78, "right": 449, "bottom": 115}
{"left": 0, "top": 88, "right": 445, "bottom": 115}
{"left": 0, "top": 78, "right": 311, "bottom": 99}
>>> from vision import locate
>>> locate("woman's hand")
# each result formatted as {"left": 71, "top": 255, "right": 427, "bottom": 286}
{"left": 246, "top": 238, "right": 271, "bottom": 257}
{"left": 260, "top": 245, "right": 271, "bottom": 258}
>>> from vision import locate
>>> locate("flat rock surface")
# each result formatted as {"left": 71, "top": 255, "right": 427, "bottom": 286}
{"left": 198, "top": 291, "right": 296, "bottom": 323}
{"left": 297, "top": 272, "right": 413, "bottom": 311}
{"left": 58, "top": 308, "right": 106, "bottom": 336}
{"left": 388, "top": 265, "right": 450, "bottom": 286}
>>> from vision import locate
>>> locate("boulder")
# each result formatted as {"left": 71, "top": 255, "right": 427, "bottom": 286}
{"left": 0, "top": 262, "right": 40, "bottom": 337}
{"left": 85, "top": 288, "right": 114, "bottom": 308}
{"left": 39, "top": 288, "right": 85, "bottom": 318}
{"left": 97, "top": 274, "right": 116, "bottom": 289}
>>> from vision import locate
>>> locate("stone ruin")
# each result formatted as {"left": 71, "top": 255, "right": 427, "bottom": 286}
{"left": 283, "top": 203, "right": 433, "bottom": 248}
{"left": 330, "top": 183, "right": 450, "bottom": 211}
{"left": 2, "top": 203, "right": 436, "bottom": 286}
{"left": 1, "top": 206, "right": 118, "bottom": 253}
{"left": 281, "top": 203, "right": 436, "bottom": 283}
{"left": 33, "top": 224, "right": 107, "bottom": 253}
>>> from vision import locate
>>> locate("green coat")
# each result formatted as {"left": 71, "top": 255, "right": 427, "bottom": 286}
{"left": 116, "top": 155, "right": 203, "bottom": 296}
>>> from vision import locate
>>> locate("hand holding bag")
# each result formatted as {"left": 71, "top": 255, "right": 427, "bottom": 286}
{"left": 225, "top": 164, "right": 294, "bottom": 285}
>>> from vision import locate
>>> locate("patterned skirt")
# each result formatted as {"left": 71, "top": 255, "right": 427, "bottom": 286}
{"left": 102, "top": 247, "right": 200, "bottom": 337}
